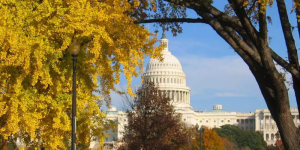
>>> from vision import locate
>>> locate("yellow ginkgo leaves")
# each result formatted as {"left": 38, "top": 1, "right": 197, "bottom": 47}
{"left": 0, "top": 0, "right": 163, "bottom": 149}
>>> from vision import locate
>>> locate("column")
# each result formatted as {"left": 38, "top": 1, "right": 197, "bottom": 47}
{"left": 255, "top": 114, "right": 259, "bottom": 131}
{"left": 183, "top": 91, "right": 185, "bottom": 103}
{"left": 172, "top": 90, "right": 174, "bottom": 100}
{"left": 180, "top": 91, "right": 182, "bottom": 102}
{"left": 185, "top": 92, "right": 187, "bottom": 103}
{"left": 188, "top": 92, "right": 190, "bottom": 104}
{"left": 264, "top": 115, "right": 266, "bottom": 131}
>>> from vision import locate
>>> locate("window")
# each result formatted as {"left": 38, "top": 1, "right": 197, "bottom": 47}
{"left": 221, "top": 120, "right": 223, "bottom": 122}
{"left": 214, "top": 120, "right": 216, "bottom": 123}
{"left": 228, "top": 120, "right": 230, "bottom": 123}
{"left": 237, "top": 119, "right": 240, "bottom": 122}
{"left": 200, "top": 120, "right": 202, "bottom": 123}
{"left": 163, "top": 78, "right": 165, "bottom": 83}
{"left": 206, "top": 120, "right": 208, "bottom": 123}
{"left": 184, "top": 118, "right": 186, "bottom": 121}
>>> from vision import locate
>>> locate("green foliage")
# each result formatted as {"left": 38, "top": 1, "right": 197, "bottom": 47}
{"left": 214, "top": 125, "right": 267, "bottom": 150}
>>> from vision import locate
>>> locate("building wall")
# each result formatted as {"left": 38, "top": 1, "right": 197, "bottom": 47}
{"left": 97, "top": 106, "right": 299, "bottom": 148}
{"left": 255, "top": 108, "right": 300, "bottom": 145}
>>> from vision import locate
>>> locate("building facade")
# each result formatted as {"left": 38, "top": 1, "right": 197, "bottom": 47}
{"left": 89, "top": 34, "right": 300, "bottom": 149}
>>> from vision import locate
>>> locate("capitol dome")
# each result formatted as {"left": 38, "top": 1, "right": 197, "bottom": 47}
{"left": 143, "top": 32, "right": 192, "bottom": 110}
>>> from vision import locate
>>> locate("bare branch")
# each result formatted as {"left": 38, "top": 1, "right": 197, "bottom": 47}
{"left": 134, "top": 18, "right": 207, "bottom": 24}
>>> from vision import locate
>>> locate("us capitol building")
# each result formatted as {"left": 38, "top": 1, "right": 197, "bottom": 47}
{"left": 90, "top": 33, "right": 300, "bottom": 149}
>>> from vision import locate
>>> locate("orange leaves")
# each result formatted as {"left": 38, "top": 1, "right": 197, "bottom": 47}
{"left": 201, "top": 127, "right": 225, "bottom": 150}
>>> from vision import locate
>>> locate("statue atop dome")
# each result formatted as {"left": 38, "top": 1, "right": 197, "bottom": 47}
{"left": 161, "top": 30, "right": 167, "bottom": 39}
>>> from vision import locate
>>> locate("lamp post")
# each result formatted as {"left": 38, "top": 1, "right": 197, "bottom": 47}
{"left": 68, "top": 39, "right": 80, "bottom": 150}
{"left": 195, "top": 124, "right": 205, "bottom": 150}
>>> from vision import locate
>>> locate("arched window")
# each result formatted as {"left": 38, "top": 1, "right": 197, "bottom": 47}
{"left": 160, "top": 78, "right": 162, "bottom": 83}
{"left": 156, "top": 78, "right": 158, "bottom": 83}
{"left": 266, "top": 134, "right": 269, "bottom": 140}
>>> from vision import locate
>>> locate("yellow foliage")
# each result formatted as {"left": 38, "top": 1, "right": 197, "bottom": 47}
{"left": 257, "top": 0, "right": 273, "bottom": 12}
{"left": 0, "top": 0, "right": 162, "bottom": 149}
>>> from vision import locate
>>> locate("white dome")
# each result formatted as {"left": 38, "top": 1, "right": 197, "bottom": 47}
{"left": 145, "top": 51, "right": 184, "bottom": 74}
{"left": 143, "top": 33, "right": 191, "bottom": 110}
{"left": 144, "top": 37, "right": 185, "bottom": 77}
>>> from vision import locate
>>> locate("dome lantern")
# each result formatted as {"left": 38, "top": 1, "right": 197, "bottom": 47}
{"left": 160, "top": 31, "right": 169, "bottom": 52}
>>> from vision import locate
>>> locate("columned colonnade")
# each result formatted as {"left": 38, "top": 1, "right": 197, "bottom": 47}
{"left": 160, "top": 90, "right": 190, "bottom": 104}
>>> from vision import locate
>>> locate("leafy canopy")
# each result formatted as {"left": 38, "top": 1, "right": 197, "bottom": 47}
{"left": 0, "top": 0, "right": 163, "bottom": 149}
{"left": 215, "top": 125, "right": 267, "bottom": 150}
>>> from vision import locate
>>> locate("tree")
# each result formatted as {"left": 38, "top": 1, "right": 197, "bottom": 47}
{"left": 215, "top": 125, "right": 267, "bottom": 150}
{"left": 0, "top": 0, "right": 162, "bottom": 149}
{"left": 201, "top": 127, "right": 226, "bottom": 150}
{"left": 221, "top": 137, "right": 239, "bottom": 150}
{"left": 131, "top": 0, "right": 300, "bottom": 149}
{"left": 120, "top": 82, "right": 189, "bottom": 150}
{"left": 180, "top": 126, "right": 228, "bottom": 150}
{"left": 274, "top": 131, "right": 285, "bottom": 150}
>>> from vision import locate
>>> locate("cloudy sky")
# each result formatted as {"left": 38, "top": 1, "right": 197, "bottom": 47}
{"left": 108, "top": 1, "right": 299, "bottom": 113}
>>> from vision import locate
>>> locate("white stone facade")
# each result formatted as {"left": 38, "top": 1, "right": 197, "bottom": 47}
{"left": 89, "top": 34, "right": 300, "bottom": 149}
{"left": 255, "top": 108, "right": 300, "bottom": 145}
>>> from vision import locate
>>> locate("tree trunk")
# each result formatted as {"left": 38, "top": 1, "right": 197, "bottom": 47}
{"left": 250, "top": 65, "right": 300, "bottom": 150}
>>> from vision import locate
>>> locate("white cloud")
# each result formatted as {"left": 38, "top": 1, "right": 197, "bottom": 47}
{"left": 176, "top": 54, "right": 261, "bottom": 98}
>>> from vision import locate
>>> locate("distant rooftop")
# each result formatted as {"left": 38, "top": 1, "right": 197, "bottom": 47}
{"left": 206, "top": 109, "right": 230, "bottom": 113}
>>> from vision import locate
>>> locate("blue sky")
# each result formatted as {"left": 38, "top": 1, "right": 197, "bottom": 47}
{"left": 109, "top": 1, "right": 299, "bottom": 113}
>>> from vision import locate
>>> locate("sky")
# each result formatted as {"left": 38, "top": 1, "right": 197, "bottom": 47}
{"left": 108, "top": 1, "right": 300, "bottom": 113}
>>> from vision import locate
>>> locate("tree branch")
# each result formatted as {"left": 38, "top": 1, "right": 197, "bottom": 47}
{"left": 229, "top": 0, "right": 259, "bottom": 44}
{"left": 134, "top": 18, "right": 207, "bottom": 24}
{"left": 246, "top": 0, "right": 258, "bottom": 16}
{"left": 270, "top": 49, "right": 300, "bottom": 80}
{"left": 197, "top": 10, "right": 259, "bottom": 68}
